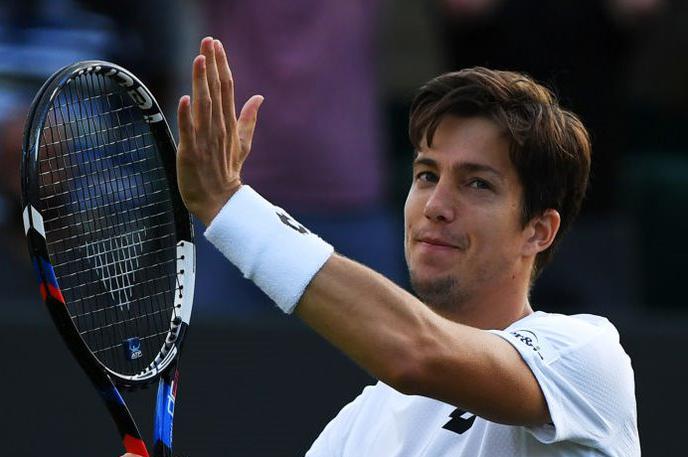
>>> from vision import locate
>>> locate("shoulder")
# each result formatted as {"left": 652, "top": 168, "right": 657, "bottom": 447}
{"left": 490, "top": 312, "right": 639, "bottom": 449}
{"left": 496, "top": 311, "right": 626, "bottom": 366}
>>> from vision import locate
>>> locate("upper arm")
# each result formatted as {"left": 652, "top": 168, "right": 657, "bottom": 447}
{"left": 401, "top": 320, "right": 551, "bottom": 427}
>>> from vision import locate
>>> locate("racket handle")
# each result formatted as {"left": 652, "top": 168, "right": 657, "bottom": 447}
{"left": 153, "top": 368, "right": 179, "bottom": 457}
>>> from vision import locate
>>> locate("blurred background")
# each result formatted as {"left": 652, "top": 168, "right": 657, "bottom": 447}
{"left": 1, "top": 0, "right": 687, "bottom": 455}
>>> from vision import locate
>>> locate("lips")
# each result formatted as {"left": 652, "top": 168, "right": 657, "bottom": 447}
{"left": 414, "top": 231, "right": 465, "bottom": 251}
{"left": 418, "top": 237, "right": 459, "bottom": 249}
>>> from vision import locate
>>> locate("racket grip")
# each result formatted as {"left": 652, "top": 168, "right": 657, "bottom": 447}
{"left": 153, "top": 369, "right": 179, "bottom": 457}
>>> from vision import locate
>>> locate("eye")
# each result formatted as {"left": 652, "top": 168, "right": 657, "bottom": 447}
{"left": 468, "top": 178, "right": 491, "bottom": 190}
{"left": 415, "top": 171, "right": 438, "bottom": 183}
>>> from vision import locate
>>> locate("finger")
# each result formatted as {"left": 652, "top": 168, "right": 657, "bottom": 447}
{"left": 214, "top": 39, "right": 237, "bottom": 131}
{"left": 237, "top": 95, "right": 265, "bottom": 156}
{"left": 191, "top": 54, "right": 211, "bottom": 136}
{"left": 201, "top": 37, "right": 224, "bottom": 130}
{"left": 177, "top": 95, "right": 195, "bottom": 152}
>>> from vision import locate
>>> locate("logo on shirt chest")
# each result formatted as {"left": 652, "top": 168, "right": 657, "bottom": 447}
{"left": 443, "top": 408, "right": 476, "bottom": 435}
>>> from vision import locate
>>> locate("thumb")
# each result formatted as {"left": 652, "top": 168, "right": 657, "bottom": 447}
{"left": 237, "top": 95, "right": 264, "bottom": 155}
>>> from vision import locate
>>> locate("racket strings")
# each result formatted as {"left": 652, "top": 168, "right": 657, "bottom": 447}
{"left": 60, "top": 76, "right": 144, "bottom": 364}
{"left": 53, "top": 230, "right": 175, "bottom": 269}
{"left": 40, "top": 117, "right": 147, "bottom": 152}
{"left": 90, "top": 72, "right": 172, "bottom": 374}
{"left": 91, "top": 74, "right": 176, "bottom": 370}
{"left": 48, "top": 220, "right": 174, "bottom": 259}
{"left": 39, "top": 166, "right": 166, "bottom": 204}
{"left": 71, "top": 285, "right": 177, "bottom": 321}
{"left": 39, "top": 141, "right": 157, "bottom": 182}
{"left": 37, "top": 71, "right": 178, "bottom": 376}
{"left": 43, "top": 192, "right": 171, "bottom": 228}
{"left": 86, "top": 72, "right": 173, "bottom": 374}
{"left": 91, "top": 72, "right": 176, "bottom": 364}
{"left": 91, "top": 328, "right": 171, "bottom": 356}
{"left": 63, "top": 74, "right": 140, "bottom": 371}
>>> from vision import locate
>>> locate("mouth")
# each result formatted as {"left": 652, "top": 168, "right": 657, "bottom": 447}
{"left": 415, "top": 236, "right": 463, "bottom": 251}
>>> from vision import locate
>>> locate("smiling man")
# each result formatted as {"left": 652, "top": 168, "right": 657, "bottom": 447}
{"left": 125, "top": 37, "right": 639, "bottom": 457}
{"left": 405, "top": 115, "right": 538, "bottom": 328}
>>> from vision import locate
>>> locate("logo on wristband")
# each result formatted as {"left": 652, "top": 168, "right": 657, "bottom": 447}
{"left": 276, "top": 210, "right": 309, "bottom": 234}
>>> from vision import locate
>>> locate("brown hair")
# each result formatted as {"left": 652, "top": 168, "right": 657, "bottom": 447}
{"left": 408, "top": 67, "right": 591, "bottom": 277}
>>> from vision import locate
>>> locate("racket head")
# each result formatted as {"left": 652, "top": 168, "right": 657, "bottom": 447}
{"left": 21, "top": 60, "right": 195, "bottom": 388}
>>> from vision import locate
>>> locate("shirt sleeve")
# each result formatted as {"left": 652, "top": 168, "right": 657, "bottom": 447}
{"left": 488, "top": 315, "right": 637, "bottom": 449}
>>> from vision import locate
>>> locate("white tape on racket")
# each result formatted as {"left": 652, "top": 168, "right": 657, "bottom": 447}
{"left": 204, "top": 185, "right": 334, "bottom": 313}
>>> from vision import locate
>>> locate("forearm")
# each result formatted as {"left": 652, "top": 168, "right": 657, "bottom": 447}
{"left": 296, "top": 254, "right": 429, "bottom": 385}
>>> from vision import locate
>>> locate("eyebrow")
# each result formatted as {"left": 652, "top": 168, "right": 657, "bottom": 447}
{"left": 413, "top": 156, "right": 505, "bottom": 181}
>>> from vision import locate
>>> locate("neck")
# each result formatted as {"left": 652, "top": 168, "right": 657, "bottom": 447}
{"left": 431, "top": 268, "right": 534, "bottom": 330}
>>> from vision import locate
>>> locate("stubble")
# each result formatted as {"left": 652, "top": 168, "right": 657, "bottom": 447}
{"left": 408, "top": 269, "right": 471, "bottom": 316}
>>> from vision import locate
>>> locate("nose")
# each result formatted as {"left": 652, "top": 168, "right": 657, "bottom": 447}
{"left": 423, "top": 181, "right": 456, "bottom": 223}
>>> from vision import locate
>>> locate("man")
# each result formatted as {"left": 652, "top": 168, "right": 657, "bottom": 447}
{"left": 125, "top": 37, "right": 639, "bottom": 456}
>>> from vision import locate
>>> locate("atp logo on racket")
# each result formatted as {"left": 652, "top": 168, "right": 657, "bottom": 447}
{"left": 123, "top": 337, "right": 143, "bottom": 361}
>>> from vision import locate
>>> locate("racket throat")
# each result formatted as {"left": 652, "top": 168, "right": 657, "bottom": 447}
{"left": 123, "top": 434, "right": 150, "bottom": 457}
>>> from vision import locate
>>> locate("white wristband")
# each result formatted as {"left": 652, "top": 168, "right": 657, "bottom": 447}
{"left": 204, "top": 185, "right": 334, "bottom": 313}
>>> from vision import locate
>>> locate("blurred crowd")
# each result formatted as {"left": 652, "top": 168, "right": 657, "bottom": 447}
{"left": 2, "top": 0, "right": 686, "bottom": 318}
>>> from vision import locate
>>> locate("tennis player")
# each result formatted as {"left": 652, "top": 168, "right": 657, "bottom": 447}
{"left": 124, "top": 36, "right": 640, "bottom": 456}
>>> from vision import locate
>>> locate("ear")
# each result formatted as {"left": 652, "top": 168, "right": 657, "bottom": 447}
{"left": 522, "top": 209, "right": 561, "bottom": 257}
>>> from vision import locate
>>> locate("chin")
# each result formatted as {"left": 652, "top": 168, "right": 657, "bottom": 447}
{"left": 409, "top": 252, "right": 466, "bottom": 282}
{"left": 409, "top": 269, "right": 466, "bottom": 309}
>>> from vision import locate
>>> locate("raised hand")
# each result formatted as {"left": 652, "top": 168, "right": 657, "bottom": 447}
{"left": 177, "top": 37, "right": 264, "bottom": 226}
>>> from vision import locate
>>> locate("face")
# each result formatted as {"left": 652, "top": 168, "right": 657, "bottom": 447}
{"left": 404, "top": 115, "right": 530, "bottom": 313}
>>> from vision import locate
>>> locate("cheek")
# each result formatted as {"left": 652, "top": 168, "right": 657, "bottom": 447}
{"left": 403, "top": 193, "right": 413, "bottom": 244}
{"left": 404, "top": 188, "right": 426, "bottom": 256}
{"left": 404, "top": 188, "right": 423, "bottom": 226}
{"left": 472, "top": 209, "right": 523, "bottom": 254}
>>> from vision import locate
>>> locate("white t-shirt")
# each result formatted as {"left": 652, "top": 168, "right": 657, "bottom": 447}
{"left": 306, "top": 311, "right": 640, "bottom": 457}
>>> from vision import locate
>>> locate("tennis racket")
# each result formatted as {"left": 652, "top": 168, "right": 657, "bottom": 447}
{"left": 21, "top": 61, "right": 195, "bottom": 457}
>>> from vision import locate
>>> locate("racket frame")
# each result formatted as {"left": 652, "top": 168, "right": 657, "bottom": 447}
{"left": 21, "top": 61, "right": 195, "bottom": 457}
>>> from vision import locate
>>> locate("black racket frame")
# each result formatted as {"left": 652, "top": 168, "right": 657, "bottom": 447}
{"left": 21, "top": 60, "right": 195, "bottom": 457}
